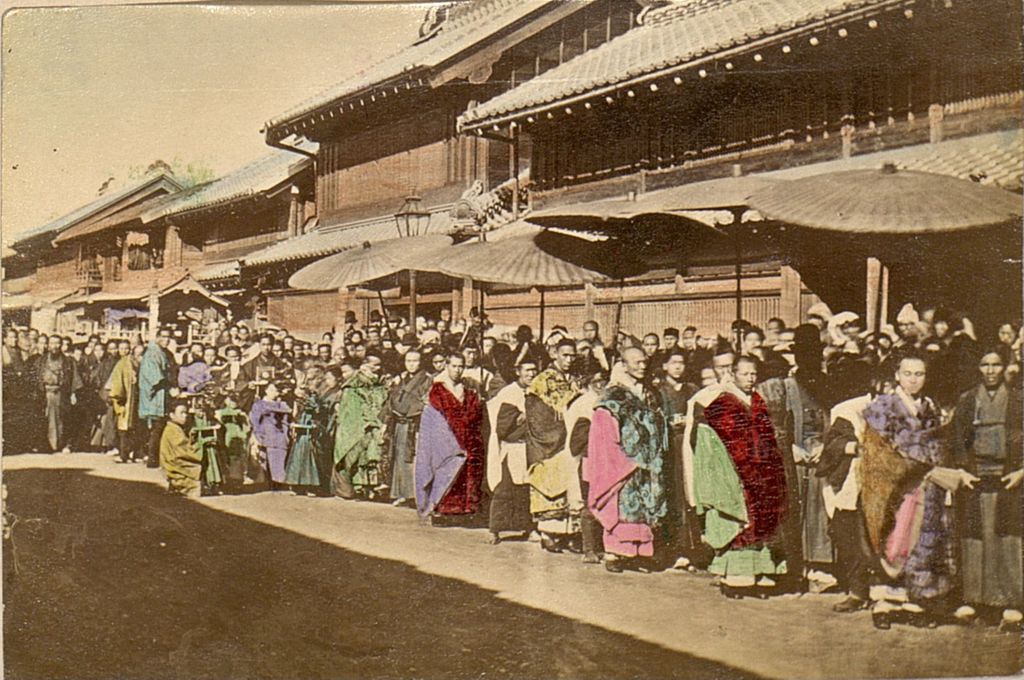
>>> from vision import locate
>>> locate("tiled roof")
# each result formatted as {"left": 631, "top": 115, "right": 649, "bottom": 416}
{"left": 460, "top": 0, "right": 906, "bottom": 128}
{"left": 140, "top": 151, "right": 311, "bottom": 222}
{"left": 11, "top": 174, "right": 181, "bottom": 248}
{"left": 243, "top": 210, "right": 455, "bottom": 267}
{"left": 764, "top": 129, "right": 1024, "bottom": 191}
{"left": 54, "top": 190, "right": 178, "bottom": 244}
{"left": 265, "top": 0, "right": 561, "bottom": 132}
{"left": 193, "top": 259, "right": 241, "bottom": 283}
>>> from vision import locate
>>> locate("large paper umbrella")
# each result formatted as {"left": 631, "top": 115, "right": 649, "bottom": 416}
{"left": 288, "top": 234, "right": 453, "bottom": 290}
{"left": 748, "top": 163, "right": 1022, "bottom": 233}
{"left": 435, "top": 226, "right": 649, "bottom": 286}
{"left": 527, "top": 175, "right": 775, "bottom": 230}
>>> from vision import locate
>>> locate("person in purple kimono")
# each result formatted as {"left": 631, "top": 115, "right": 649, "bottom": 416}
{"left": 249, "top": 382, "right": 291, "bottom": 490}
{"left": 861, "top": 350, "right": 978, "bottom": 629}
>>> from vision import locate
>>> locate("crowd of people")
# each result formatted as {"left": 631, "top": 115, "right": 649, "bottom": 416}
{"left": 2, "top": 301, "right": 1021, "bottom": 632}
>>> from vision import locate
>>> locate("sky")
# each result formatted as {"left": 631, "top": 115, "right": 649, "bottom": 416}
{"left": 0, "top": 2, "right": 428, "bottom": 244}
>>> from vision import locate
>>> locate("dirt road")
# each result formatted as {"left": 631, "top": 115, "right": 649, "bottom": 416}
{"left": 3, "top": 453, "right": 1020, "bottom": 679}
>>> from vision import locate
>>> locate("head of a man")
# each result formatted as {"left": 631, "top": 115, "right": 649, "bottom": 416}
{"left": 998, "top": 323, "right": 1017, "bottom": 346}
{"left": 712, "top": 349, "right": 735, "bottom": 383}
{"left": 979, "top": 349, "right": 1008, "bottom": 389}
{"left": 766, "top": 318, "right": 786, "bottom": 341}
{"left": 225, "top": 346, "right": 241, "bottom": 364}
{"left": 264, "top": 382, "right": 280, "bottom": 401}
{"left": 349, "top": 330, "right": 364, "bottom": 346}
{"left": 446, "top": 354, "right": 466, "bottom": 384}
{"left": 516, "top": 360, "right": 539, "bottom": 388}
{"left": 699, "top": 366, "right": 717, "bottom": 387}
{"left": 662, "top": 328, "right": 680, "bottom": 350}
{"left": 641, "top": 333, "right": 660, "bottom": 358}
{"left": 895, "top": 353, "right": 927, "bottom": 398}
{"left": 681, "top": 326, "right": 697, "bottom": 350}
{"left": 430, "top": 352, "right": 447, "bottom": 375}
{"left": 742, "top": 327, "right": 764, "bottom": 357}
{"left": 582, "top": 320, "right": 600, "bottom": 343}
{"left": 621, "top": 347, "right": 647, "bottom": 382}
{"left": 404, "top": 349, "right": 422, "bottom": 375}
{"left": 481, "top": 337, "right": 496, "bottom": 356}
{"left": 203, "top": 346, "right": 218, "bottom": 366}
{"left": 283, "top": 336, "right": 294, "bottom": 351}
{"left": 662, "top": 349, "right": 687, "bottom": 381}
{"left": 349, "top": 344, "right": 367, "bottom": 361}
{"left": 461, "top": 345, "right": 479, "bottom": 368}
{"left": 168, "top": 402, "right": 189, "bottom": 427}
{"left": 257, "top": 334, "right": 273, "bottom": 358}
{"left": 553, "top": 339, "right": 577, "bottom": 373}
{"left": 47, "top": 335, "right": 62, "bottom": 355}
{"left": 733, "top": 355, "right": 759, "bottom": 394}
{"left": 3, "top": 328, "right": 17, "bottom": 348}
{"left": 118, "top": 340, "right": 131, "bottom": 358}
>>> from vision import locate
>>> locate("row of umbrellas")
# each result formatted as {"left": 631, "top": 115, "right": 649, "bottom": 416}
{"left": 288, "top": 165, "right": 1021, "bottom": 330}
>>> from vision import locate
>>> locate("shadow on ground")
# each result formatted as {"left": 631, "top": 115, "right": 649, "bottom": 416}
{"left": 3, "top": 467, "right": 761, "bottom": 680}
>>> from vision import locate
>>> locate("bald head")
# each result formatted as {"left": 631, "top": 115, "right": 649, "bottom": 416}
{"left": 620, "top": 347, "right": 647, "bottom": 382}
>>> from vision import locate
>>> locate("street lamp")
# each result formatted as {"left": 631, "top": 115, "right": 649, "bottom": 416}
{"left": 393, "top": 194, "right": 432, "bottom": 326}
{"left": 393, "top": 194, "right": 431, "bottom": 238}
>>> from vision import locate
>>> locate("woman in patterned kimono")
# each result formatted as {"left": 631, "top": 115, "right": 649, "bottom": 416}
{"left": 860, "top": 350, "right": 977, "bottom": 628}
{"left": 951, "top": 347, "right": 1022, "bottom": 631}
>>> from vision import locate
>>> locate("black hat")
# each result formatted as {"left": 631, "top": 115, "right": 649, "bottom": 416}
{"left": 400, "top": 332, "right": 420, "bottom": 347}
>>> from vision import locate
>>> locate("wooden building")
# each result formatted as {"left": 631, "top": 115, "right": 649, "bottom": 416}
{"left": 251, "top": 0, "right": 643, "bottom": 336}
{"left": 457, "top": 0, "right": 1023, "bottom": 337}
{"left": 3, "top": 150, "right": 313, "bottom": 337}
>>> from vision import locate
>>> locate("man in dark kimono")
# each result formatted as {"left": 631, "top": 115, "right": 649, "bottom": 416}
{"left": 387, "top": 349, "right": 432, "bottom": 506}
{"left": 525, "top": 338, "right": 579, "bottom": 551}
{"left": 238, "top": 334, "right": 285, "bottom": 410}
{"left": 486, "top": 359, "right": 538, "bottom": 545}
{"left": 951, "top": 347, "right": 1023, "bottom": 630}
{"left": 38, "top": 334, "right": 77, "bottom": 453}
{"left": 415, "top": 353, "right": 485, "bottom": 520}
{"left": 657, "top": 348, "right": 702, "bottom": 569}
{"left": 758, "top": 324, "right": 836, "bottom": 590}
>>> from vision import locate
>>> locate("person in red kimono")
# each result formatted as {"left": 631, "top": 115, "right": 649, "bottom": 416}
{"left": 414, "top": 353, "right": 486, "bottom": 522}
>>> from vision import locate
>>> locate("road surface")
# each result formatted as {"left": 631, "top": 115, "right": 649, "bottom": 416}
{"left": 3, "top": 453, "right": 1020, "bottom": 679}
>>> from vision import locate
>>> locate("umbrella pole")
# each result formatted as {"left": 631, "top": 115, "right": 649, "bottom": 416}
{"left": 409, "top": 269, "right": 417, "bottom": 331}
{"left": 539, "top": 287, "right": 546, "bottom": 338}
{"left": 613, "top": 279, "right": 624, "bottom": 349}
{"left": 733, "top": 209, "right": 744, "bottom": 322}
{"left": 377, "top": 289, "right": 396, "bottom": 343}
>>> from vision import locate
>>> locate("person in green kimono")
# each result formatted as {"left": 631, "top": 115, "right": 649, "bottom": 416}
{"left": 332, "top": 353, "right": 389, "bottom": 499}
{"left": 286, "top": 388, "right": 324, "bottom": 495}
{"left": 215, "top": 395, "right": 251, "bottom": 493}
{"left": 109, "top": 340, "right": 139, "bottom": 463}
{"left": 160, "top": 401, "right": 202, "bottom": 498}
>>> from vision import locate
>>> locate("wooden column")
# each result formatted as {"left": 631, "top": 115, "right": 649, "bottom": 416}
{"left": 865, "top": 257, "right": 890, "bottom": 333}
{"left": 583, "top": 283, "right": 596, "bottom": 321}
{"left": 779, "top": 265, "right": 803, "bottom": 327}
{"left": 460, "top": 277, "right": 474, "bottom": 319}
{"left": 147, "top": 289, "right": 160, "bottom": 341}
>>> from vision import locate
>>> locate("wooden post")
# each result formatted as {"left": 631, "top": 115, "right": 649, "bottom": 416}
{"left": 148, "top": 289, "right": 160, "bottom": 341}
{"left": 539, "top": 287, "right": 546, "bottom": 338}
{"left": 733, "top": 208, "right": 744, "bottom": 321}
{"left": 583, "top": 282, "right": 596, "bottom": 321}
{"left": 409, "top": 269, "right": 418, "bottom": 328}
{"left": 461, "top": 277, "right": 474, "bottom": 320}
{"left": 928, "top": 103, "right": 944, "bottom": 144}
{"left": 868, "top": 256, "right": 884, "bottom": 333}
{"left": 779, "top": 265, "right": 803, "bottom": 327}
{"left": 510, "top": 124, "right": 520, "bottom": 221}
